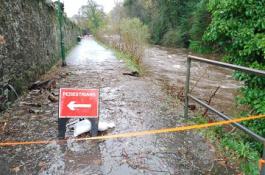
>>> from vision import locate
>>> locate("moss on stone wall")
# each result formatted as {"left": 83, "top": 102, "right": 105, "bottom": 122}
{"left": 0, "top": 0, "right": 81, "bottom": 95}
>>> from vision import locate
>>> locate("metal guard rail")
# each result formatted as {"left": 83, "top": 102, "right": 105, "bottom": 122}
{"left": 184, "top": 55, "right": 265, "bottom": 175}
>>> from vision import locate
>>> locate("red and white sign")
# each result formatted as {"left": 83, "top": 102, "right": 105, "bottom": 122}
{"left": 59, "top": 88, "right": 99, "bottom": 118}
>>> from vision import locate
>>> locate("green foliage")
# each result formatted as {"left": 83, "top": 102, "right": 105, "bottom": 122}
{"left": 161, "top": 29, "right": 183, "bottom": 47}
{"left": 188, "top": 115, "right": 260, "bottom": 175}
{"left": 189, "top": 40, "right": 213, "bottom": 53}
{"left": 79, "top": 0, "right": 106, "bottom": 34}
{"left": 114, "top": 49, "right": 141, "bottom": 73}
{"left": 204, "top": 0, "right": 265, "bottom": 63}
{"left": 123, "top": 0, "right": 211, "bottom": 48}
{"left": 118, "top": 18, "right": 150, "bottom": 64}
{"left": 190, "top": 0, "right": 211, "bottom": 41}
{"left": 221, "top": 135, "right": 259, "bottom": 175}
{"left": 97, "top": 17, "right": 150, "bottom": 68}
{"left": 188, "top": 0, "right": 213, "bottom": 53}
{"left": 204, "top": 0, "right": 265, "bottom": 152}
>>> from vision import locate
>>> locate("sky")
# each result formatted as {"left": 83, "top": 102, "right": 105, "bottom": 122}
{"left": 56, "top": 0, "right": 118, "bottom": 17}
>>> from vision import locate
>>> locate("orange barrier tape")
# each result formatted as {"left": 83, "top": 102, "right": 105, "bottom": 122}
{"left": 0, "top": 114, "right": 265, "bottom": 147}
{"left": 259, "top": 159, "right": 265, "bottom": 170}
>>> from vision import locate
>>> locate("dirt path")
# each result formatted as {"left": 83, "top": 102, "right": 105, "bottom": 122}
{"left": 0, "top": 38, "right": 238, "bottom": 174}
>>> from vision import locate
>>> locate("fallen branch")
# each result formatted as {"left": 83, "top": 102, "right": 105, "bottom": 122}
{"left": 29, "top": 79, "right": 56, "bottom": 90}
{"left": 203, "top": 86, "right": 221, "bottom": 117}
{"left": 177, "top": 69, "right": 208, "bottom": 101}
{"left": 190, "top": 69, "right": 208, "bottom": 93}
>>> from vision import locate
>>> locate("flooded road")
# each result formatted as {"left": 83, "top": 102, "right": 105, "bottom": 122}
{"left": 0, "top": 38, "right": 239, "bottom": 174}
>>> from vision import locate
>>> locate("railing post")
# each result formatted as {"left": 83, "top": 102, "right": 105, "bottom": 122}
{"left": 261, "top": 144, "right": 265, "bottom": 175}
{"left": 184, "top": 57, "right": 191, "bottom": 118}
{"left": 57, "top": 0, "right": 66, "bottom": 67}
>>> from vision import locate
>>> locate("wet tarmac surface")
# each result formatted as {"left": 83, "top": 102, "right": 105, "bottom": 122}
{"left": 0, "top": 38, "right": 240, "bottom": 174}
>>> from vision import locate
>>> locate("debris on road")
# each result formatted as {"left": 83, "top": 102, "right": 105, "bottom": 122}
{"left": 122, "top": 71, "right": 139, "bottom": 77}
{"left": 48, "top": 93, "right": 58, "bottom": 103}
{"left": 74, "top": 119, "right": 91, "bottom": 137}
{"left": 98, "top": 121, "right": 115, "bottom": 132}
{"left": 29, "top": 79, "right": 56, "bottom": 90}
{"left": 59, "top": 72, "right": 71, "bottom": 79}
{"left": 188, "top": 104, "right": 196, "bottom": 111}
{"left": 28, "top": 109, "right": 42, "bottom": 114}
{"left": 0, "top": 121, "right": 7, "bottom": 134}
{"left": 72, "top": 119, "right": 116, "bottom": 137}
{"left": 0, "top": 35, "right": 5, "bottom": 45}
{"left": 19, "top": 102, "right": 42, "bottom": 107}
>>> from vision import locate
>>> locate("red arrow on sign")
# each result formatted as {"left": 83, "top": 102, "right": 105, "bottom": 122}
{"left": 67, "top": 101, "right": 92, "bottom": 111}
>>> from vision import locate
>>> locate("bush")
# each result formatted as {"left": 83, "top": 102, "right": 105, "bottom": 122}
{"left": 161, "top": 29, "right": 183, "bottom": 47}
{"left": 96, "top": 17, "right": 149, "bottom": 71}
{"left": 118, "top": 18, "right": 150, "bottom": 64}
{"left": 203, "top": 0, "right": 265, "bottom": 155}
{"left": 189, "top": 40, "right": 213, "bottom": 54}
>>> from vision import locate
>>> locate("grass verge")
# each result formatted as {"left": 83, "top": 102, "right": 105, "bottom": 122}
{"left": 186, "top": 115, "right": 260, "bottom": 175}
{"left": 96, "top": 38, "right": 143, "bottom": 74}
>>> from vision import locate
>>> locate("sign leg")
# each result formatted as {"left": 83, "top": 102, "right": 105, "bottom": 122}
{"left": 90, "top": 118, "right": 98, "bottom": 137}
{"left": 58, "top": 118, "right": 69, "bottom": 139}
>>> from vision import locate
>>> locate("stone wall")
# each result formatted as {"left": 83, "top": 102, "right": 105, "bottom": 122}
{"left": 0, "top": 0, "right": 80, "bottom": 94}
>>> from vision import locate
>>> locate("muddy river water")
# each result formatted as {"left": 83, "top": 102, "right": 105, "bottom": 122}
{"left": 0, "top": 38, "right": 241, "bottom": 174}
{"left": 144, "top": 46, "right": 242, "bottom": 117}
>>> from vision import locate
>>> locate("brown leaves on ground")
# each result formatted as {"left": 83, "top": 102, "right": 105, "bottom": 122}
{"left": 0, "top": 35, "right": 6, "bottom": 45}
{"left": 0, "top": 121, "right": 7, "bottom": 134}
{"left": 11, "top": 165, "right": 22, "bottom": 174}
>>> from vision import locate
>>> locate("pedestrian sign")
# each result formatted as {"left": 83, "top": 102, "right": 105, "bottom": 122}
{"left": 59, "top": 88, "right": 99, "bottom": 118}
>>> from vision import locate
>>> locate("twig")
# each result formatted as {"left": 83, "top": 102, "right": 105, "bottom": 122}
{"left": 228, "top": 126, "right": 236, "bottom": 134}
{"left": 190, "top": 69, "right": 208, "bottom": 93}
{"left": 0, "top": 121, "right": 7, "bottom": 134}
{"left": 177, "top": 69, "right": 208, "bottom": 101}
{"left": 203, "top": 86, "right": 221, "bottom": 117}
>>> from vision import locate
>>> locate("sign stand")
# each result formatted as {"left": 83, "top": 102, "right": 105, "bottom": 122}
{"left": 58, "top": 118, "right": 69, "bottom": 139}
{"left": 58, "top": 88, "right": 99, "bottom": 139}
{"left": 89, "top": 118, "right": 98, "bottom": 137}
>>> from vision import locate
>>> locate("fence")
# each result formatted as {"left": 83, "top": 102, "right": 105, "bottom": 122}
{"left": 184, "top": 55, "right": 265, "bottom": 175}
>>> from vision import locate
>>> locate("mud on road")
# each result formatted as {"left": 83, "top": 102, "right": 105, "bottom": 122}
{"left": 0, "top": 38, "right": 239, "bottom": 174}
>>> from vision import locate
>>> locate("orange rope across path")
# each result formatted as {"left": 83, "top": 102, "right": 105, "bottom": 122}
{"left": 1, "top": 114, "right": 265, "bottom": 147}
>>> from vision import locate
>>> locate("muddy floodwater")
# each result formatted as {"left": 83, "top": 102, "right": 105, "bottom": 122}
{"left": 0, "top": 38, "right": 241, "bottom": 174}
{"left": 144, "top": 46, "right": 242, "bottom": 117}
